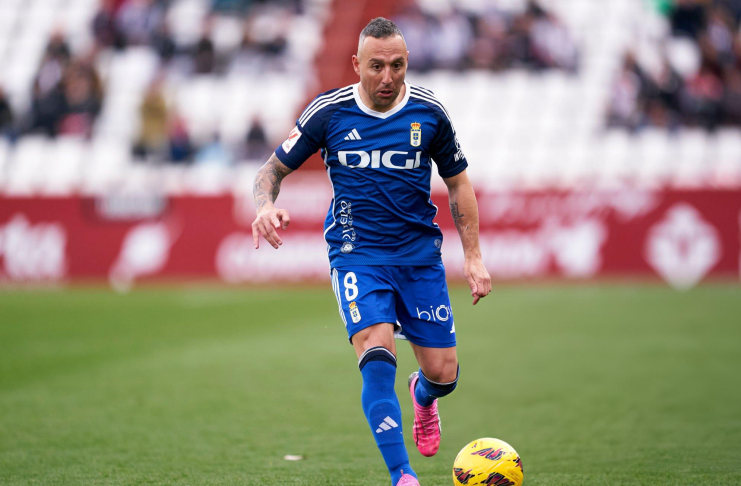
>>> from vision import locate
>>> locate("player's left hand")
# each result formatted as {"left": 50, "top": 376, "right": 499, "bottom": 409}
{"left": 463, "top": 257, "right": 491, "bottom": 305}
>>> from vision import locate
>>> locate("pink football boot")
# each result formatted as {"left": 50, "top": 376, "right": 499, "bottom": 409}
{"left": 396, "top": 472, "right": 420, "bottom": 486}
{"left": 408, "top": 371, "right": 441, "bottom": 457}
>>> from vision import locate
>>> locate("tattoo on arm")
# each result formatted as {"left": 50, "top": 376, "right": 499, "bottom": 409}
{"left": 450, "top": 202, "right": 466, "bottom": 225}
{"left": 450, "top": 202, "right": 470, "bottom": 233}
{"left": 253, "top": 153, "right": 293, "bottom": 211}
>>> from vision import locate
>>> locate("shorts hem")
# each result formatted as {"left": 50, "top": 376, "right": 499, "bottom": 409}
{"left": 399, "top": 335, "right": 457, "bottom": 349}
{"left": 348, "top": 317, "right": 400, "bottom": 344}
{"left": 332, "top": 259, "right": 443, "bottom": 268}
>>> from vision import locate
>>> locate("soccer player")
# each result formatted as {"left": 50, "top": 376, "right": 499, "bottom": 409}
{"left": 251, "top": 17, "right": 491, "bottom": 486}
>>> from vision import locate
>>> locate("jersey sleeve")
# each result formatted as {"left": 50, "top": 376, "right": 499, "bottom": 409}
{"left": 274, "top": 115, "right": 325, "bottom": 170}
{"left": 430, "top": 113, "right": 468, "bottom": 179}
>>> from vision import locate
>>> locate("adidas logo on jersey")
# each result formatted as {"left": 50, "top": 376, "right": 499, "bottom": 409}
{"left": 344, "top": 129, "right": 362, "bottom": 141}
{"left": 376, "top": 416, "right": 399, "bottom": 433}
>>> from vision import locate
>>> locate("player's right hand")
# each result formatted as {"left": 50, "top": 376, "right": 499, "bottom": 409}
{"left": 464, "top": 257, "right": 491, "bottom": 305}
{"left": 252, "top": 207, "right": 291, "bottom": 249}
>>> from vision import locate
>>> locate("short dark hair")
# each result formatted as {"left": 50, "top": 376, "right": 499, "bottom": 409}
{"left": 358, "top": 17, "right": 405, "bottom": 54}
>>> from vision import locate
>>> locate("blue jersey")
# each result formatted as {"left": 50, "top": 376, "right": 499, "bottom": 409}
{"left": 275, "top": 81, "right": 468, "bottom": 267}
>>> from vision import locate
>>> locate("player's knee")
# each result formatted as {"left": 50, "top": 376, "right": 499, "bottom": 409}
{"left": 422, "top": 358, "right": 459, "bottom": 384}
{"left": 351, "top": 323, "right": 395, "bottom": 353}
{"left": 420, "top": 363, "right": 460, "bottom": 392}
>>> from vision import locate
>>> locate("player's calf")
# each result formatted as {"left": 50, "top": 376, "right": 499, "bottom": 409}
{"left": 359, "top": 346, "right": 417, "bottom": 485}
{"left": 414, "top": 366, "right": 459, "bottom": 406}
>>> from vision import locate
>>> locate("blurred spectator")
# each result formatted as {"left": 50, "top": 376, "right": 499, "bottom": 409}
{"left": 212, "top": 0, "right": 251, "bottom": 15}
{"left": 116, "top": 0, "right": 165, "bottom": 47}
{"left": 723, "top": 68, "right": 741, "bottom": 123}
{"left": 706, "top": 5, "right": 735, "bottom": 63}
{"left": 469, "top": 7, "right": 509, "bottom": 70}
{"left": 611, "top": 0, "right": 741, "bottom": 131}
{"left": 92, "top": 0, "right": 121, "bottom": 49}
{"left": 36, "top": 32, "right": 71, "bottom": 97}
{"left": 528, "top": 7, "right": 578, "bottom": 71}
{"left": 670, "top": 0, "right": 707, "bottom": 38}
{"left": 684, "top": 59, "right": 724, "bottom": 130}
{"left": 28, "top": 33, "right": 72, "bottom": 136}
{"left": 718, "top": 0, "right": 741, "bottom": 22}
{"left": 168, "top": 112, "right": 192, "bottom": 163}
{"left": 0, "top": 87, "right": 13, "bottom": 139}
{"left": 133, "top": 79, "right": 169, "bottom": 159}
{"left": 242, "top": 117, "right": 270, "bottom": 161}
{"left": 151, "top": 20, "right": 177, "bottom": 62}
{"left": 430, "top": 11, "right": 472, "bottom": 70}
{"left": 193, "top": 20, "right": 217, "bottom": 75}
{"left": 195, "top": 134, "right": 232, "bottom": 166}
{"left": 11, "top": 0, "right": 311, "bottom": 161}
{"left": 607, "top": 53, "right": 645, "bottom": 130}
{"left": 394, "top": 6, "right": 434, "bottom": 71}
{"left": 395, "top": 0, "right": 577, "bottom": 73}
{"left": 58, "top": 58, "right": 104, "bottom": 138}
{"left": 228, "top": 8, "right": 291, "bottom": 74}
{"left": 654, "top": 58, "right": 684, "bottom": 125}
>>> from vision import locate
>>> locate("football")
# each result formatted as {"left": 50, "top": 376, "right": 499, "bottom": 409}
{"left": 452, "top": 438, "right": 524, "bottom": 486}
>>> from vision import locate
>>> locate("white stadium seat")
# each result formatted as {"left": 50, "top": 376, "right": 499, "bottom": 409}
{"left": 5, "top": 136, "right": 48, "bottom": 195}
{"left": 0, "top": 138, "right": 10, "bottom": 191}
{"left": 41, "top": 136, "right": 87, "bottom": 195}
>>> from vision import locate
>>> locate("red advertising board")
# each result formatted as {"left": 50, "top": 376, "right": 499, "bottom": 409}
{"left": 1, "top": 178, "right": 739, "bottom": 289}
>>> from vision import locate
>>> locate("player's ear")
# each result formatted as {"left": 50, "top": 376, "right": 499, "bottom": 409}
{"left": 352, "top": 55, "right": 361, "bottom": 76}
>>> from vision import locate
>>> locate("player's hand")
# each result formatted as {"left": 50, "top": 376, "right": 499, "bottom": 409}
{"left": 463, "top": 257, "right": 491, "bottom": 305}
{"left": 252, "top": 207, "right": 291, "bottom": 249}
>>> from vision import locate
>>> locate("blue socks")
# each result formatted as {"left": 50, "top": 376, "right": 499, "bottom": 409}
{"left": 414, "top": 366, "right": 459, "bottom": 407}
{"left": 359, "top": 347, "right": 416, "bottom": 485}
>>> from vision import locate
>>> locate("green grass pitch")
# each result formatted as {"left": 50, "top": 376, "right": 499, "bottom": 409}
{"left": 1, "top": 283, "right": 740, "bottom": 485}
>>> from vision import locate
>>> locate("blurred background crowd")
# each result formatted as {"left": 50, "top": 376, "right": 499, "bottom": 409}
{"left": 0, "top": 0, "right": 741, "bottom": 190}
{"left": 395, "top": 0, "right": 578, "bottom": 73}
{"left": 609, "top": 0, "right": 741, "bottom": 131}
{"left": 0, "top": 0, "right": 313, "bottom": 166}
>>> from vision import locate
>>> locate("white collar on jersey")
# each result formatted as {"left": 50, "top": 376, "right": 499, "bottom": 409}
{"left": 353, "top": 80, "right": 410, "bottom": 119}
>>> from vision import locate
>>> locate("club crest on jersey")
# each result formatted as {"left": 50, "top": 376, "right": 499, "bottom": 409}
{"left": 341, "top": 241, "right": 354, "bottom": 254}
{"left": 410, "top": 122, "right": 421, "bottom": 147}
{"left": 349, "top": 301, "right": 361, "bottom": 323}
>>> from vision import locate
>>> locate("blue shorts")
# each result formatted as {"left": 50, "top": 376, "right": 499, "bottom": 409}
{"left": 330, "top": 264, "right": 456, "bottom": 348}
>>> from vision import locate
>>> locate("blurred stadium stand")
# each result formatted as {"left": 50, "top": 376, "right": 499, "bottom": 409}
{"left": 0, "top": 0, "right": 740, "bottom": 287}
{"left": 0, "top": 0, "right": 330, "bottom": 195}
{"left": 0, "top": 0, "right": 740, "bottom": 193}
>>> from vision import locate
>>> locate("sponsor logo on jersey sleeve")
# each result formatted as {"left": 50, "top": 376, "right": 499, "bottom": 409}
{"left": 281, "top": 126, "right": 302, "bottom": 153}
{"left": 453, "top": 135, "right": 465, "bottom": 162}
{"left": 410, "top": 122, "right": 421, "bottom": 147}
